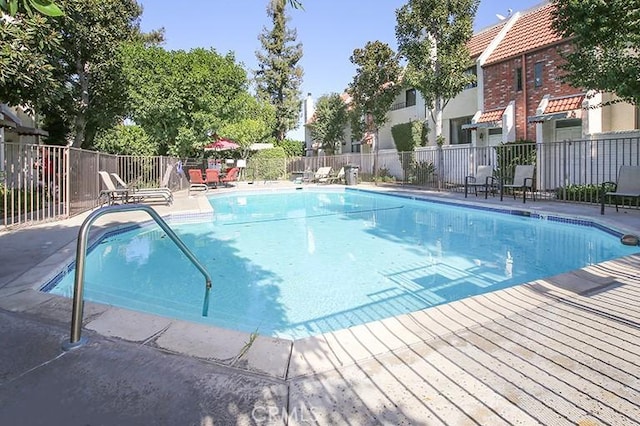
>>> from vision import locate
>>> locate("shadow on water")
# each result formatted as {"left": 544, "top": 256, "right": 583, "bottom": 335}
{"left": 1, "top": 215, "right": 290, "bottom": 339}
{"left": 315, "top": 189, "right": 640, "bottom": 315}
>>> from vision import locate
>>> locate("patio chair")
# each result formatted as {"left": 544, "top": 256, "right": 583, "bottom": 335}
{"left": 110, "top": 172, "right": 173, "bottom": 204}
{"left": 221, "top": 167, "right": 240, "bottom": 187}
{"left": 600, "top": 165, "right": 640, "bottom": 214}
{"left": 311, "top": 166, "right": 332, "bottom": 183}
{"left": 205, "top": 169, "right": 220, "bottom": 188}
{"left": 500, "top": 165, "right": 535, "bottom": 203}
{"left": 188, "top": 169, "right": 208, "bottom": 195}
{"left": 320, "top": 167, "right": 345, "bottom": 184}
{"left": 98, "top": 171, "right": 143, "bottom": 206}
{"left": 464, "top": 165, "right": 498, "bottom": 198}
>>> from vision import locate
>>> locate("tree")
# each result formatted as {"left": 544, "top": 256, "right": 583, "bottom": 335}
{"left": 1, "top": 0, "right": 62, "bottom": 16}
{"left": 120, "top": 44, "right": 249, "bottom": 158}
{"left": 309, "top": 93, "right": 348, "bottom": 155}
{"left": 276, "top": 138, "right": 304, "bottom": 157}
{"left": 218, "top": 93, "right": 276, "bottom": 160}
{"left": 93, "top": 124, "right": 157, "bottom": 156}
{"left": 348, "top": 40, "right": 402, "bottom": 172}
{"left": 551, "top": 0, "right": 640, "bottom": 105}
{"left": 396, "top": 0, "right": 479, "bottom": 143}
{"left": 0, "top": 12, "right": 62, "bottom": 113}
{"left": 29, "top": 0, "right": 144, "bottom": 147}
{"left": 255, "top": 0, "right": 304, "bottom": 141}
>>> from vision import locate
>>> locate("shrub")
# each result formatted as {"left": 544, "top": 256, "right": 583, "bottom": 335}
{"left": 495, "top": 139, "right": 536, "bottom": 181}
{"left": 555, "top": 183, "right": 616, "bottom": 203}
{"left": 246, "top": 147, "right": 287, "bottom": 180}
{"left": 412, "top": 161, "right": 435, "bottom": 185}
{"left": 391, "top": 121, "right": 428, "bottom": 180}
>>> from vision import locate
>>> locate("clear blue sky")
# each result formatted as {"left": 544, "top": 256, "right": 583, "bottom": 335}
{"left": 138, "top": 0, "right": 544, "bottom": 139}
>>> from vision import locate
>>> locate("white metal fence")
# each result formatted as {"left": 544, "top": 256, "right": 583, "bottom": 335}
{"left": 2, "top": 136, "right": 639, "bottom": 229}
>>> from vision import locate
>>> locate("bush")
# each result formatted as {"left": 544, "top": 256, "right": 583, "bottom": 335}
{"left": 374, "top": 167, "right": 396, "bottom": 183}
{"left": 555, "top": 183, "right": 616, "bottom": 203}
{"left": 495, "top": 139, "right": 536, "bottom": 181}
{"left": 246, "top": 147, "right": 287, "bottom": 180}
{"left": 0, "top": 184, "right": 46, "bottom": 215}
{"left": 412, "top": 161, "right": 435, "bottom": 185}
{"left": 392, "top": 121, "right": 428, "bottom": 180}
{"left": 276, "top": 139, "right": 305, "bottom": 157}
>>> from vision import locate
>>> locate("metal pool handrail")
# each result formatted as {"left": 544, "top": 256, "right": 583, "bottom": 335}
{"left": 62, "top": 204, "right": 212, "bottom": 351}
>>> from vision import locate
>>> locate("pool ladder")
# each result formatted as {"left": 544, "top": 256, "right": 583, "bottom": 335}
{"left": 63, "top": 204, "right": 212, "bottom": 351}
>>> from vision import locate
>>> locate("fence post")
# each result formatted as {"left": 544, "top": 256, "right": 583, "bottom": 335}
{"left": 64, "top": 147, "right": 70, "bottom": 217}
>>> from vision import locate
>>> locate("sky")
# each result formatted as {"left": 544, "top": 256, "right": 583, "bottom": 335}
{"left": 138, "top": 0, "right": 545, "bottom": 139}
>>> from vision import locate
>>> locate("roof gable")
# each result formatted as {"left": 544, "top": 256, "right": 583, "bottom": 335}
{"left": 467, "top": 21, "right": 506, "bottom": 58}
{"left": 485, "top": 2, "right": 563, "bottom": 65}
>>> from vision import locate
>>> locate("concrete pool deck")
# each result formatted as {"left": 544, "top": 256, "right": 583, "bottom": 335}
{"left": 1, "top": 182, "right": 639, "bottom": 425}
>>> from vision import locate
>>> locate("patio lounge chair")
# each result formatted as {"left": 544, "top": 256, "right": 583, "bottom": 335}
{"left": 600, "top": 165, "right": 640, "bottom": 214}
{"left": 312, "top": 166, "right": 332, "bottom": 183}
{"left": 98, "top": 171, "right": 144, "bottom": 206}
{"left": 464, "top": 165, "right": 498, "bottom": 198}
{"left": 221, "top": 167, "right": 240, "bottom": 187}
{"left": 188, "top": 169, "right": 208, "bottom": 195}
{"left": 205, "top": 169, "right": 220, "bottom": 188}
{"left": 110, "top": 172, "right": 173, "bottom": 203}
{"left": 500, "top": 165, "right": 535, "bottom": 203}
{"left": 320, "top": 167, "right": 345, "bottom": 184}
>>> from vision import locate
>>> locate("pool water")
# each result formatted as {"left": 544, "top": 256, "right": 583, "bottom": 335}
{"left": 46, "top": 189, "right": 639, "bottom": 339}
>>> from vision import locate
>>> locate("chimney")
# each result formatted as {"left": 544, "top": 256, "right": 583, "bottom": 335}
{"left": 304, "top": 93, "right": 314, "bottom": 124}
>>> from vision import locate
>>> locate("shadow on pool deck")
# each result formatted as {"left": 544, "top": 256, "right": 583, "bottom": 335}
{"left": 1, "top": 182, "right": 640, "bottom": 425}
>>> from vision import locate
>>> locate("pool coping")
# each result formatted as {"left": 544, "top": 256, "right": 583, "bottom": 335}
{"left": 1, "top": 185, "right": 639, "bottom": 381}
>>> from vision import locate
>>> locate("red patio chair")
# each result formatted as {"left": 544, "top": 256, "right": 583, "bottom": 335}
{"left": 205, "top": 169, "right": 220, "bottom": 188}
{"left": 221, "top": 167, "right": 239, "bottom": 187}
{"left": 188, "top": 169, "right": 208, "bottom": 195}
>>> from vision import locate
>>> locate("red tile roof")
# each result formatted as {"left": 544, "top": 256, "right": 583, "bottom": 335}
{"left": 544, "top": 94, "right": 584, "bottom": 113}
{"left": 485, "top": 3, "right": 563, "bottom": 65}
{"left": 477, "top": 109, "right": 504, "bottom": 123}
{"left": 467, "top": 22, "right": 506, "bottom": 58}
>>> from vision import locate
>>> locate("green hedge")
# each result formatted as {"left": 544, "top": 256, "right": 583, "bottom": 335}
{"left": 245, "top": 147, "right": 286, "bottom": 180}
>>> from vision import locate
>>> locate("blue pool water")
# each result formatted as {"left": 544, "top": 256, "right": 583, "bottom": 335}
{"left": 45, "top": 189, "right": 639, "bottom": 339}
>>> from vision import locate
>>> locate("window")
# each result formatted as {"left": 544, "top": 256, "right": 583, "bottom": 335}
{"left": 556, "top": 119, "right": 582, "bottom": 129}
{"left": 450, "top": 116, "right": 473, "bottom": 145}
{"left": 534, "top": 62, "right": 544, "bottom": 87}
{"left": 464, "top": 66, "right": 478, "bottom": 89}
{"left": 515, "top": 67, "right": 523, "bottom": 91}
{"left": 405, "top": 89, "right": 416, "bottom": 107}
{"left": 351, "top": 142, "right": 361, "bottom": 153}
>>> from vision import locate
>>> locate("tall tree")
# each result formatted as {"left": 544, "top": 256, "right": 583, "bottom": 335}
{"left": 35, "top": 0, "right": 144, "bottom": 147}
{"left": 120, "top": 44, "right": 249, "bottom": 158}
{"left": 255, "top": 0, "right": 303, "bottom": 141}
{"left": 348, "top": 40, "right": 402, "bottom": 168}
{"left": 552, "top": 0, "right": 640, "bottom": 105}
{"left": 396, "top": 0, "right": 479, "bottom": 143}
{"left": 310, "top": 93, "right": 348, "bottom": 155}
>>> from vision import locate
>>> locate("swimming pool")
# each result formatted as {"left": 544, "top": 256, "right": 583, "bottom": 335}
{"left": 44, "top": 189, "right": 639, "bottom": 339}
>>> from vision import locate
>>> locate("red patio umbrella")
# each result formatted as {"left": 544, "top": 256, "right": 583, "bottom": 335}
{"left": 204, "top": 137, "right": 240, "bottom": 151}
